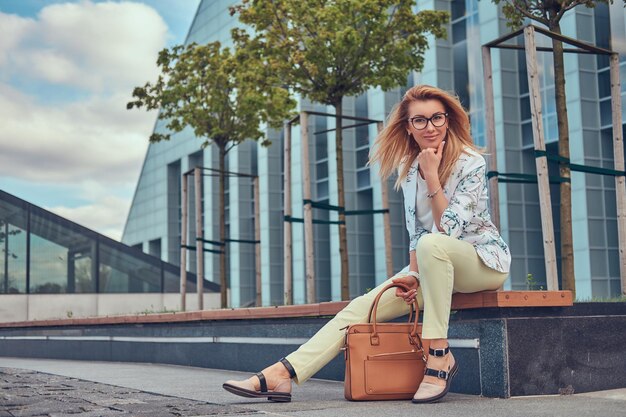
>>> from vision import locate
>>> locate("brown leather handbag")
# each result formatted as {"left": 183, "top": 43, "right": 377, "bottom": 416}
{"left": 343, "top": 282, "right": 428, "bottom": 401}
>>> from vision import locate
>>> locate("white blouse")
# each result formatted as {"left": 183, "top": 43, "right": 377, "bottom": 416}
{"left": 415, "top": 173, "right": 434, "bottom": 232}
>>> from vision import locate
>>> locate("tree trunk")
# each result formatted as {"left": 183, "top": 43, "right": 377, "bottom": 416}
{"left": 551, "top": 23, "right": 575, "bottom": 297}
{"left": 219, "top": 143, "right": 228, "bottom": 308}
{"left": 334, "top": 100, "right": 350, "bottom": 301}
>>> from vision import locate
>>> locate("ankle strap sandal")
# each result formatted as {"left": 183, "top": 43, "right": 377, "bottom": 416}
{"left": 428, "top": 346, "right": 450, "bottom": 357}
{"left": 424, "top": 346, "right": 452, "bottom": 380}
{"left": 279, "top": 357, "right": 297, "bottom": 379}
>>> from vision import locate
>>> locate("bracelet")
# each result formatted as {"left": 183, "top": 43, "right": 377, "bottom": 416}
{"left": 407, "top": 270, "right": 420, "bottom": 286}
{"left": 426, "top": 187, "right": 441, "bottom": 199}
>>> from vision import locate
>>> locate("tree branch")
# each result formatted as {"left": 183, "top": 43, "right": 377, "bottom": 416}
{"left": 508, "top": 0, "right": 550, "bottom": 26}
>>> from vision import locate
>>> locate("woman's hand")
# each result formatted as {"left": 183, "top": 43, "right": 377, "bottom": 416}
{"left": 392, "top": 275, "right": 419, "bottom": 305}
{"left": 417, "top": 140, "right": 445, "bottom": 181}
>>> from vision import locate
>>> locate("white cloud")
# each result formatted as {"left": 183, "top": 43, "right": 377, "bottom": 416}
{"left": 0, "top": 12, "right": 34, "bottom": 66}
{"left": 0, "top": 82, "right": 152, "bottom": 184}
{"left": 47, "top": 195, "right": 131, "bottom": 241}
{"left": 1, "top": 1, "right": 168, "bottom": 91}
{"left": 0, "top": 1, "right": 173, "bottom": 241}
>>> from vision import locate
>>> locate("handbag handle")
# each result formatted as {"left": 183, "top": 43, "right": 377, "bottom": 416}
{"left": 366, "top": 282, "right": 420, "bottom": 341}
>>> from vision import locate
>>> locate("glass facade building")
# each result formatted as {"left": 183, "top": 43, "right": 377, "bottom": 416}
{"left": 0, "top": 190, "right": 215, "bottom": 295}
{"left": 123, "top": 0, "right": 626, "bottom": 307}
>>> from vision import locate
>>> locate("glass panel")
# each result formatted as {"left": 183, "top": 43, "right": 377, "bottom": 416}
{"left": 600, "top": 100, "right": 612, "bottom": 127}
{"left": 450, "top": 0, "right": 466, "bottom": 20}
{"left": 356, "top": 149, "right": 369, "bottom": 168}
{"left": 357, "top": 169, "right": 370, "bottom": 189}
{"left": 315, "top": 120, "right": 327, "bottom": 159}
{"left": 0, "top": 199, "right": 27, "bottom": 294}
{"left": 98, "top": 242, "right": 161, "bottom": 293}
{"left": 453, "top": 42, "right": 469, "bottom": 109}
{"left": 29, "top": 212, "right": 97, "bottom": 293}
{"left": 520, "top": 96, "right": 531, "bottom": 121}
{"left": 316, "top": 180, "right": 328, "bottom": 200}
{"left": 597, "top": 71, "right": 611, "bottom": 99}
{"left": 588, "top": 220, "right": 606, "bottom": 247}
{"left": 452, "top": 20, "right": 466, "bottom": 43}
{"left": 522, "top": 122, "right": 533, "bottom": 147}
{"left": 590, "top": 249, "right": 608, "bottom": 277}
{"left": 591, "top": 279, "right": 608, "bottom": 298}
{"left": 316, "top": 160, "right": 328, "bottom": 179}
{"left": 163, "top": 266, "right": 179, "bottom": 293}
{"left": 356, "top": 125, "right": 369, "bottom": 148}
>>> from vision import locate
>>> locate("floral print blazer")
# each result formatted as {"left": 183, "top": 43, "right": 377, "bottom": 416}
{"left": 399, "top": 148, "right": 511, "bottom": 273}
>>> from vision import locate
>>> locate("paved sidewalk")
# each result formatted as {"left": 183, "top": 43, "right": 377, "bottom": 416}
{"left": 1, "top": 357, "right": 625, "bottom": 417}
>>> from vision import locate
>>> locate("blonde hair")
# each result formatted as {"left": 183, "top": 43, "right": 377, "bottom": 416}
{"left": 369, "top": 85, "right": 480, "bottom": 189}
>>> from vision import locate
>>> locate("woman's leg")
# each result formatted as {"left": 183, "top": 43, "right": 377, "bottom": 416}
{"left": 412, "top": 233, "right": 507, "bottom": 402}
{"left": 286, "top": 270, "right": 412, "bottom": 384}
{"left": 223, "top": 268, "right": 412, "bottom": 397}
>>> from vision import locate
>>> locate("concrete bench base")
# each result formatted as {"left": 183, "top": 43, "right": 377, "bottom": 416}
{"left": 1, "top": 296, "right": 624, "bottom": 398}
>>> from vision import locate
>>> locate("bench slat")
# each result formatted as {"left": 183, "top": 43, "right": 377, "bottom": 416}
{"left": 0, "top": 291, "right": 573, "bottom": 328}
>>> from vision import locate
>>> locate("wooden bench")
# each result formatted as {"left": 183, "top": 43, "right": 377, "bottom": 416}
{"left": 0, "top": 290, "right": 572, "bottom": 328}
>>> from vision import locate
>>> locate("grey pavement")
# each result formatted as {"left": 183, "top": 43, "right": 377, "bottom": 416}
{"left": 1, "top": 357, "right": 625, "bottom": 417}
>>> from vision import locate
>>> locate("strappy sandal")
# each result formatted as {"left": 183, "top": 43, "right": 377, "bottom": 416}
{"left": 222, "top": 358, "right": 296, "bottom": 403}
{"left": 412, "top": 346, "right": 459, "bottom": 404}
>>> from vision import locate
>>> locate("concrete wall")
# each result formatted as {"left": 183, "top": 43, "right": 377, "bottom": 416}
{"left": 0, "top": 293, "right": 220, "bottom": 323}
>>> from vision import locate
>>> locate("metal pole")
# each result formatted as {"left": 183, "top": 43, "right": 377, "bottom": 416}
{"left": 609, "top": 53, "right": 626, "bottom": 295}
{"left": 180, "top": 173, "right": 188, "bottom": 311}
{"left": 524, "top": 26, "right": 559, "bottom": 290}
{"left": 377, "top": 122, "right": 393, "bottom": 278}
{"left": 283, "top": 123, "right": 293, "bottom": 305}
{"left": 194, "top": 167, "right": 204, "bottom": 310}
{"left": 482, "top": 45, "right": 500, "bottom": 230}
{"left": 301, "top": 111, "right": 316, "bottom": 303}
{"left": 254, "top": 176, "right": 262, "bottom": 306}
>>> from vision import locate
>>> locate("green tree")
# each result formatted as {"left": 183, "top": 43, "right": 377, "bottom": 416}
{"left": 128, "top": 42, "right": 295, "bottom": 308}
{"left": 493, "top": 0, "right": 624, "bottom": 298}
{"left": 232, "top": 0, "right": 448, "bottom": 301}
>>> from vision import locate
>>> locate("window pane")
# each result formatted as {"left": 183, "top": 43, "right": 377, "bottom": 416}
{"left": 451, "top": 0, "right": 466, "bottom": 20}
{"left": 99, "top": 243, "right": 161, "bottom": 293}
{"left": 316, "top": 160, "right": 328, "bottom": 179}
{"left": 29, "top": 212, "right": 97, "bottom": 293}
{"left": 520, "top": 96, "right": 531, "bottom": 121}
{"left": 0, "top": 200, "right": 27, "bottom": 294}
{"left": 522, "top": 122, "right": 533, "bottom": 147}
{"left": 597, "top": 65, "right": 611, "bottom": 96}
{"left": 357, "top": 170, "right": 370, "bottom": 189}
{"left": 356, "top": 149, "right": 369, "bottom": 168}
{"left": 356, "top": 125, "right": 369, "bottom": 148}
{"left": 316, "top": 180, "right": 329, "bottom": 200}
{"left": 163, "top": 266, "right": 179, "bottom": 293}
{"left": 452, "top": 19, "right": 466, "bottom": 43}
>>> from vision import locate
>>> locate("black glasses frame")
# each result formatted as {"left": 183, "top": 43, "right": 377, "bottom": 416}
{"left": 408, "top": 113, "right": 448, "bottom": 130}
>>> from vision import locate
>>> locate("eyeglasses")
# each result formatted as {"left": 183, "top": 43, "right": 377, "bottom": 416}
{"left": 408, "top": 113, "right": 448, "bottom": 130}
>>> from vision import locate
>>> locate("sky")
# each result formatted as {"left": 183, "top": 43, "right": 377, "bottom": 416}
{"left": 0, "top": 0, "right": 201, "bottom": 240}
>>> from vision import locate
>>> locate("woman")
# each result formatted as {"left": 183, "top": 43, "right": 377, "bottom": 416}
{"left": 223, "top": 85, "right": 511, "bottom": 403}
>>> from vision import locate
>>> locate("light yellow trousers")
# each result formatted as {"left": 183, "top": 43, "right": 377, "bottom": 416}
{"left": 285, "top": 233, "right": 508, "bottom": 384}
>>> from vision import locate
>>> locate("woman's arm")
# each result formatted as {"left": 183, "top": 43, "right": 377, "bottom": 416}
{"left": 418, "top": 141, "right": 449, "bottom": 231}
{"left": 409, "top": 250, "right": 419, "bottom": 273}
{"left": 393, "top": 250, "right": 420, "bottom": 304}
{"left": 424, "top": 174, "right": 448, "bottom": 232}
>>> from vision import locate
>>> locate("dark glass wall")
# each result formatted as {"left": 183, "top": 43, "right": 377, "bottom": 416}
{"left": 0, "top": 190, "right": 217, "bottom": 295}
